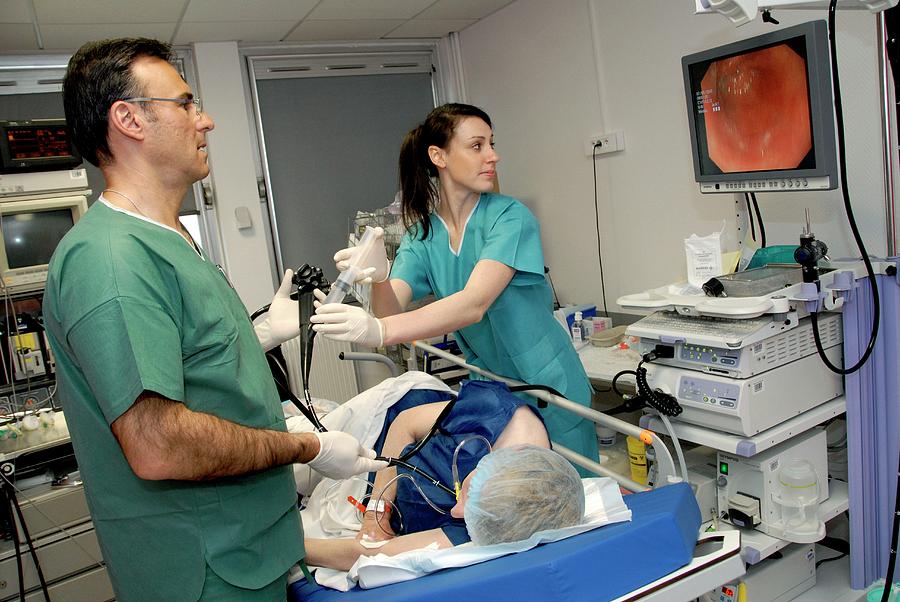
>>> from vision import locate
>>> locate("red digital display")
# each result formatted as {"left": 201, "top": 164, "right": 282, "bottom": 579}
{"left": 6, "top": 125, "right": 74, "bottom": 160}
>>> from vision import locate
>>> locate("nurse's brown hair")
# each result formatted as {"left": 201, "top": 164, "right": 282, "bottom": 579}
{"left": 398, "top": 103, "right": 492, "bottom": 240}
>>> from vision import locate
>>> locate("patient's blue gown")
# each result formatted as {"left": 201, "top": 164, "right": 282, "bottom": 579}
{"left": 370, "top": 380, "right": 544, "bottom": 545}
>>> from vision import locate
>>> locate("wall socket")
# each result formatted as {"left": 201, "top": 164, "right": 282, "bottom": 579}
{"left": 585, "top": 130, "right": 625, "bottom": 157}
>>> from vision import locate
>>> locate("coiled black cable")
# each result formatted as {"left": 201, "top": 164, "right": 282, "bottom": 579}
{"left": 610, "top": 353, "right": 682, "bottom": 417}
{"left": 634, "top": 360, "right": 683, "bottom": 417}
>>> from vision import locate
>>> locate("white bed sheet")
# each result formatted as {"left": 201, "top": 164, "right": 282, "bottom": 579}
{"left": 327, "top": 477, "right": 632, "bottom": 591}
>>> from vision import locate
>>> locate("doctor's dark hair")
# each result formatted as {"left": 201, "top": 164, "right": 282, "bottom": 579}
{"left": 63, "top": 37, "right": 174, "bottom": 167}
{"left": 398, "top": 103, "right": 492, "bottom": 239}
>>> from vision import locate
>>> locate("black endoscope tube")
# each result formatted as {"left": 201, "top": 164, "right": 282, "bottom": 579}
{"left": 374, "top": 396, "right": 459, "bottom": 496}
{"left": 395, "top": 396, "right": 457, "bottom": 463}
{"left": 379, "top": 458, "right": 456, "bottom": 497}
{"left": 301, "top": 327, "right": 327, "bottom": 432}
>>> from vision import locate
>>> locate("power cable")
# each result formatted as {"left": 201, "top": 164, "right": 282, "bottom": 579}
{"left": 814, "top": 1, "right": 881, "bottom": 376}
{"left": 591, "top": 142, "right": 610, "bottom": 317}
{"left": 744, "top": 192, "right": 757, "bottom": 244}
{"left": 749, "top": 192, "right": 766, "bottom": 248}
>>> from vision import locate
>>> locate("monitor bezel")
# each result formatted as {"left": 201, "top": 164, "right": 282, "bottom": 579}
{"left": 0, "top": 195, "right": 88, "bottom": 293}
{"left": 681, "top": 20, "right": 837, "bottom": 193}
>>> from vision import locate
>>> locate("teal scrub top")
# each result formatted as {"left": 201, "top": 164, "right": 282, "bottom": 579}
{"left": 43, "top": 202, "right": 303, "bottom": 602}
{"left": 391, "top": 193, "right": 599, "bottom": 466}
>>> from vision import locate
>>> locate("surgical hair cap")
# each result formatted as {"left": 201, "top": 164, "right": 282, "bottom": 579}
{"left": 464, "top": 445, "right": 585, "bottom": 546}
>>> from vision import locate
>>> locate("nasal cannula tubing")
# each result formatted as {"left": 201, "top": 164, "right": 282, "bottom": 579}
{"left": 322, "top": 226, "right": 380, "bottom": 305}
{"left": 452, "top": 435, "right": 492, "bottom": 500}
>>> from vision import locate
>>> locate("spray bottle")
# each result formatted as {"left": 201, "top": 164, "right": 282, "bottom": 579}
{"left": 571, "top": 311, "right": 584, "bottom": 344}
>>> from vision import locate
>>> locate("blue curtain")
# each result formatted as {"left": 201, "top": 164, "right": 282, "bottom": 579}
{"left": 844, "top": 265, "right": 900, "bottom": 589}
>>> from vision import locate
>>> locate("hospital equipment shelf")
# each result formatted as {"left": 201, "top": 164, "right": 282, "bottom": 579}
{"left": 639, "top": 396, "right": 847, "bottom": 457}
{"left": 706, "top": 479, "right": 850, "bottom": 565}
{"left": 0, "top": 437, "right": 114, "bottom": 601}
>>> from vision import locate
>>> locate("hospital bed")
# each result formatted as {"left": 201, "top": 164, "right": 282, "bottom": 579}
{"left": 288, "top": 342, "right": 744, "bottom": 601}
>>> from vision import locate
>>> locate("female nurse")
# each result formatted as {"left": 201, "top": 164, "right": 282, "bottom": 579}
{"left": 311, "top": 103, "right": 599, "bottom": 468}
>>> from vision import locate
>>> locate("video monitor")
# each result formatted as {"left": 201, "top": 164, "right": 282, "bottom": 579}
{"left": 0, "top": 195, "right": 88, "bottom": 294}
{"left": 0, "top": 119, "right": 82, "bottom": 174}
{"left": 682, "top": 21, "right": 837, "bottom": 193}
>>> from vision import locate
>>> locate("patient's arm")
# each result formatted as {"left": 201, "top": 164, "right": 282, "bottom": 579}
{"left": 306, "top": 528, "right": 454, "bottom": 572}
{"left": 359, "top": 400, "right": 452, "bottom": 542}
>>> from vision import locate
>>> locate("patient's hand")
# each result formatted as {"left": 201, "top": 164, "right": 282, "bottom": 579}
{"left": 357, "top": 509, "right": 396, "bottom": 544}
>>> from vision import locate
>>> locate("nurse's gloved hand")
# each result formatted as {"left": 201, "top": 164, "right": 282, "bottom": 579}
{"left": 307, "top": 431, "right": 388, "bottom": 480}
{"left": 254, "top": 269, "right": 301, "bottom": 352}
{"left": 334, "top": 227, "right": 391, "bottom": 285}
{"left": 310, "top": 295, "right": 385, "bottom": 348}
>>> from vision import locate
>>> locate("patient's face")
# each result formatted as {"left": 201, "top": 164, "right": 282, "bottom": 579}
{"left": 451, "top": 471, "right": 475, "bottom": 519}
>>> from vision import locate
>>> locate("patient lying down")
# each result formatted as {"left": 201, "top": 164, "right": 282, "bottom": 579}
{"left": 304, "top": 383, "right": 585, "bottom": 571}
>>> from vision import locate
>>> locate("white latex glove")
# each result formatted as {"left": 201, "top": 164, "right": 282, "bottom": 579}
{"left": 309, "top": 289, "right": 385, "bottom": 348}
{"left": 254, "top": 269, "right": 300, "bottom": 352}
{"left": 334, "top": 227, "right": 391, "bottom": 285}
{"left": 306, "top": 431, "right": 388, "bottom": 480}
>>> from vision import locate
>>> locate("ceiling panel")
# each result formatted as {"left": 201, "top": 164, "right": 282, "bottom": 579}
{"left": 1, "top": 0, "right": 512, "bottom": 53}
{"left": 0, "top": 24, "right": 39, "bottom": 52}
{"left": 175, "top": 21, "right": 295, "bottom": 44}
{"left": 182, "top": 0, "right": 318, "bottom": 23}
{"left": 307, "top": 0, "right": 437, "bottom": 21}
{"left": 0, "top": 0, "right": 34, "bottom": 23}
{"left": 386, "top": 19, "right": 475, "bottom": 38}
{"left": 284, "top": 19, "right": 406, "bottom": 42}
{"left": 39, "top": 23, "right": 178, "bottom": 51}
{"left": 416, "top": 0, "right": 516, "bottom": 20}
{"left": 34, "top": 0, "right": 186, "bottom": 24}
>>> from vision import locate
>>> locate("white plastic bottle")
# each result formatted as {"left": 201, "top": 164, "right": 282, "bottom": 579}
{"left": 572, "top": 311, "right": 584, "bottom": 343}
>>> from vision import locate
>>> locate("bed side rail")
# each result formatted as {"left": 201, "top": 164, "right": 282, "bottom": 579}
{"left": 412, "top": 341, "right": 678, "bottom": 492}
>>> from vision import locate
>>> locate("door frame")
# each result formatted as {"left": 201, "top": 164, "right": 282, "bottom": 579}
{"left": 241, "top": 37, "right": 465, "bottom": 278}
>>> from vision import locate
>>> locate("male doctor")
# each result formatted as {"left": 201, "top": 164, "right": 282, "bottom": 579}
{"left": 44, "top": 37, "right": 385, "bottom": 601}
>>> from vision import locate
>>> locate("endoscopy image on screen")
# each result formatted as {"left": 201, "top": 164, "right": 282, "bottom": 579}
{"left": 690, "top": 38, "right": 814, "bottom": 175}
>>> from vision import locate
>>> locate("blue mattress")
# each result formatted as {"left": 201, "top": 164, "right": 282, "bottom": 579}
{"left": 289, "top": 482, "right": 701, "bottom": 601}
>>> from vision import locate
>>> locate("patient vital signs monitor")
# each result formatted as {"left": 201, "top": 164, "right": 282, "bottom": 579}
{"left": 0, "top": 119, "right": 82, "bottom": 174}
{"left": 682, "top": 20, "right": 838, "bottom": 193}
{"left": 0, "top": 117, "right": 88, "bottom": 294}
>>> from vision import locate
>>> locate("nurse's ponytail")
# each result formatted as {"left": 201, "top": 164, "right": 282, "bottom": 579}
{"left": 399, "top": 124, "right": 437, "bottom": 239}
{"left": 399, "top": 103, "right": 492, "bottom": 240}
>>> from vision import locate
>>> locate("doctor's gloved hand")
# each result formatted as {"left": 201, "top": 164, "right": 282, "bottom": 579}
{"left": 307, "top": 431, "right": 388, "bottom": 480}
{"left": 310, "top": 291, "right": 385, "bottom": 348}
{"left": 254, "top": 269, "right": 301, "bottom": 352}
{"left": 334, "top": 227, "right": 391, "bottom": 285}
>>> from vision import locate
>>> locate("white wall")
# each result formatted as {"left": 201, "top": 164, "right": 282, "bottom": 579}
{"left": 193, "top": 41, "right": 276, "bottom": 312}
{"left": 458, "top": 0, "right": 887, "bottom": 312}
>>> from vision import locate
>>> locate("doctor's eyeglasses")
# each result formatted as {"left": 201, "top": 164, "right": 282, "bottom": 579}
{"left": 121, "top": 96, "right": 203, "bottom": 118}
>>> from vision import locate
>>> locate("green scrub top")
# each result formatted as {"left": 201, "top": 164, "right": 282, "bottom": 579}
{"left": 43, "top": 201, "right": 303, "bottom": 602}
{"left": 391, "top": 193, "right": 599, "bottom": 469}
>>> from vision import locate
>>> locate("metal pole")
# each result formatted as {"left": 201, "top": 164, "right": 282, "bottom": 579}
{"left": 413, "top": 341, "right": 679, "bottom": 486}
